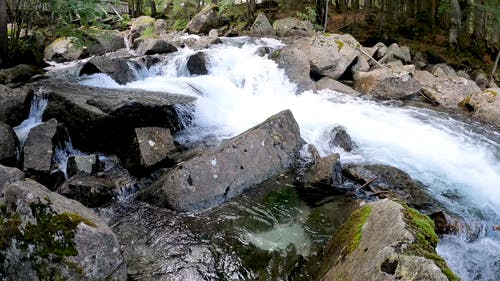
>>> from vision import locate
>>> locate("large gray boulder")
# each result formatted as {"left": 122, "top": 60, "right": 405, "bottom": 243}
{"left": 0, "top": 179, "right": 126, "bottom": 281}
{"left": 354, "top": 65, "right": 422, "bottom": 100}
{"left": 0, "top": 64, "right": 42, "bottom": 85}
{"left": 460, "top": 88, "right": 500, "bottom": 130}
{"left": 319, "top": 199, "right": 457, "bottom": 281}
{"left": 316, "top": 77, "right": 362, "bottom": 96}
{"left": 44, "top": 37, "right": 87, "bottom": 62}
{"left": 186, "top": 5, "right": 223, "bottom": 34}
{"left": 0, "top": 85, "right": 32, "bottom": 125}
{"left": 272, "top": 47, "right": 315, "bottom": 92}
{"left": 292, "top": 34, "right": 360, "bottom": 80}
{"left": 42, "top": 82, "right": 194, "bottom": 153}
{"left": 87, "top": 29, "right": 126, "bottom": 55}
{"left": 0, "top": 164, "right": 24, "bottom": 190}
{"left": 23, "top": 118, "right": 58, "bottom": 183}
{"left": 251, "top": 12, "right": 276, "bottom": 37}
{"left": 378, "top": 43, "right": 411, "bottom": 65}
{"left": 420, "top": 76, "right": 480, "bottom": 108}
{"left": 136, "top": 38, "right": 177, "bottom": 56}
{"left": 79, "top": 55, "right": 142, "bottom": 85}
{"left": 139, "top": 109, "right": 305, "bottom": 212}
{"left": 123, "top": 127, "right": 176, "bottom": 170}
{"left": 0, "top": 122, "right": 18, "bottom": 166}
{"left": 273, "top": 18, "right": 314, "bottom": 37}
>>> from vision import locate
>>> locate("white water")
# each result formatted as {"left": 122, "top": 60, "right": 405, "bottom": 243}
{"left": 13, "top": 91, "right": 48, "bottom": 147}
{"left": 76, "top": 37, "right": 500, "bottom": 280}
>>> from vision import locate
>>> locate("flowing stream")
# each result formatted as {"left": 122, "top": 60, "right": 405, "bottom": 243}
{"left": 60, "top": 37, "right": 500, "bottom": 280}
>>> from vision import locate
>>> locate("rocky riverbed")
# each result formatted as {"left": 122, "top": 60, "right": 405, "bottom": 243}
{"left": 1, "top": 10, "right": 499, "bottom": 281}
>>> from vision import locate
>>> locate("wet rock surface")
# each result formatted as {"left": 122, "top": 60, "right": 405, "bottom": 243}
{"left": 187, "top": 52, "right": 209, "bottom": 76}
{"left": 42, "top": 82, "right": 194, "bottom": 153}
{"left": 79, "top": 55, "right": 141, "bottom": 85}
{"left": 0, "top": 122, "right": 19, "bottom": 166}
{"left": 272, "top": 47, "right": 315, "bottom": 92}
{"left": 0, "top": 85, "right": 32, "bottom": 126}
{"left": 67, "top": 154, "right": 98, "bottom": 177}
{"left": 139, "top": 110, "right": 305, "bottom": 212}
{"left": 23, "top": 118, "right": 58, "bottom": 183}
{"left": 137, "top": 38, "right": 178, "bottom": 56}
{"left": 58, "top": 175, "right": 117, "bottom": 208}
{"left": 0, "top": 179, "right": 127, "bottom": 280}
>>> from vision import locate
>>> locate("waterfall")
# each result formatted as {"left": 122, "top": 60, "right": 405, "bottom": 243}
{"left": 13, "top": 89, "right": 48, "bottom": 147}
{"left": 77, "top": 36, "right": 500, "bottom": 281}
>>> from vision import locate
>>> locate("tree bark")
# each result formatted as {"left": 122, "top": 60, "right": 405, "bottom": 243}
{"left": 150, "top": 0, "right": 156, "bottom": 17}
{"left": 449, "top": 0, "right": 461, "bottom": 47}
{"left": 135, "top": 0, "right": 143, "bottom": 17}
{"left": 316, "top": 0, "right": 326, "bottom": 26}
{"left": 0, "top": 0, "right": 8, "bottom": 66}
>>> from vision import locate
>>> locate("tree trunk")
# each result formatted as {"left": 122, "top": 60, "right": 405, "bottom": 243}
{"left": 150, "top": 0, "right": 156, "bottom": 17}
{"left": 449, "top": 0, "right": 461, "bottom": 47}
{"left": 246, "top": 0, "right": 256, "bottom": 22}
{"left": 0, "top": 0, "right": 8, "bottom": 66}
{"left": 316, "top": 0, "right": 326, "bottom": 26}
{"left": 135, "top": 0, "right": 143, "bottom": 17}
{"left": 492, "top": 49, "right": 500, "bottom": 83}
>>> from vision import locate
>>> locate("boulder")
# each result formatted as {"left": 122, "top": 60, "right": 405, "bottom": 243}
{"left": 343, "top": 164, "right": 435, "bottom": 209}
{"left": 0, "top": 122, "right": 19, "bottom": 166}
{"left": 273, "top": 18, "right": 314, "bottom": 37}
{"left": 354, "top": 65, "right": 422, "bottom": 100}
{"left": 0, "top": 179, "right": 126, "bottom": 280}
{"left": 87, "top": 29, "right": 126, "bottom": 55}
{"left": 186, "top": 6, "right": 223, "bottom": 34}
{"left": 187, "top": 52, "right": 209, "bottom": 75}
{"left": 460, "top": 88, "right": 500, "bottom": 129}
{"left": 431, "top": 63, "right": 457, "bottom": 77}
{"left": 123, "top": 127, "right": 176, "bottom": 170}
{"left": 292, "top": 34, "right": 360, "bottom": 80}
{"left": 23, "top": 118, "right": 58, "bottom": 183}
{"left": 44, "top": 37, "right": 87, "bottom": 62}
{"left": 251, "top": 12, "right": 276, "bottom": 37}
{"left": 0, "top": 64, "right": 42, "bottom": 85}
{"left": 351, "top": 55, "right": 370, "bottom": 74}
{"left": 328, "top": 126, "right": 354, "bottom": 152}
{"left": 471, "top": 70, "right": 489, "bottom": 89}
{"left": 319, "top": 199, "right": 456, "bottom": 281}
{"left": 67, "top": 154, "right": 98, "bottom": 177}
{"left": 138, "top": 109, "right": 305, "bottom": 212}
{"left": 272, "top": 47, "right": 315, "bottom": 92}
{"left": 57, "top": 175, "right": 116, "bottom": 207}
{"left": 378, "top": 43, "right": 411, "bottom": 65}
{"left": 42, "top": 83, "right": 194, "bottom": 153}
{"left": 0, "top": 85, "right": 32, "bottom": 125}
{"left": 79, "top": 55, "right": 142, "bottom": 85}
{"left": 0, "top": 164, "right": 24, "bottom": 190}
{"left": 316, "top": 77, "right": 362, "bottom": 96}
{"left": 414, "top": 70, "right": 436, "bottom": 86}
{"left": 421, "top": 76, "right": 480, "bottom": 108}
{"left": 303, "top": 153, "right": 342, "bottom": 189}
{"left": 208, "top": 29, "right": 219, "bottom": 38}
{"left": 129, "top": 16, "right": 156, "bottom": 43}
{"left": 137, "top": 38, "right": 177, "bottom": 56}
{"left": 429, "top": 211, "right": 464, "bottom": 236}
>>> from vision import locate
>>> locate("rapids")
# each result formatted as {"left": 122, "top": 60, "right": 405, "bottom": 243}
{"left": 51, "top": 36, "right": 499, "bottom": 280}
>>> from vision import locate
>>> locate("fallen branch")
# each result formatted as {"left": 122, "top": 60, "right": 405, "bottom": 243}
{"left": 356, "top": 177, "right": 377, "bottom": 191}
{"left": 356, "top": 46, "right": 387, "bottom": 70}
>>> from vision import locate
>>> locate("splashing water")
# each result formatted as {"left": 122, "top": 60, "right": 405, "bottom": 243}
{"left": 76, "top": 36, "right": 500, "bottom": 280}
{"left": 13, "top": 90, "right": 48, "bottom": 147}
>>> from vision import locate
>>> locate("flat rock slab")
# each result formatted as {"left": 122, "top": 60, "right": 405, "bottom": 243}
{"left": 23, "top": 118, "right": 58, "bottom": 182}
{"left": 42, "top": 82, "right": 195, "bottom": 152}
{"left": 139, "top": 109, "right": 305, "bottom": 212}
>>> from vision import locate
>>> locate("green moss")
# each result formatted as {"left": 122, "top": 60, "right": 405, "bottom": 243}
{"left": 485, "top": 89, "right": 498, "bottom": 97}
{"left": 139, "top": 25, "right": 156, "bottom": 39}
{"left": 334, "top": 39, "right": 345, "bottom": 51}
{"left": 0, "top": 201, "right": 87, "bottom": 280}
{"left": 327, "top": 205, "right": 372, "bottom": 258}
{"left": 403, "top": 207, "right": 460, "bottom": 281}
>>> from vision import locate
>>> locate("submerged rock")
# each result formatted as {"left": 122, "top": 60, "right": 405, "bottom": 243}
{"left": 328, "top": 126, "right": 354, "bottom": 152}
{"left": 139, "top": 109, "right": 305, "bottom": 212}
{"left": 318, "top": 199, "right": 457, "bottom": 281}
{"left": 343, "top": 164, "right": 435, "bottom": 210}
{"left": 23, "top": 118, "right": 58, "bottom": 183}
{"left": 0, "top": 85, "right": 32, "bottom": 125}
{"left": 273, "top": 18, "right": 314, "bottom": 37}
{"left": 0, "top": 179, "right": 126, "bottom": 280}
{"left": 42, "top": 82, "right": 194, "bottom": 153}
{"left": 0, "top": 122, "right": 19, "bottom": 166}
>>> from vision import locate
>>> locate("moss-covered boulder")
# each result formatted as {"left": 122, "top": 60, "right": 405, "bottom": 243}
{"left": 44, "top": 37, "right": 87, "bottom": 62}
{"left": 459, "top": 88, "right": 500, "bottom": 130}
{"left": 0, "top": 179, "right": 126, "bottom": 280}
{"left": 186, "top": 5, "right": 223, "bottom": 35}
{"left": 318, "top": 199, "right": 458, "bottom": 281}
